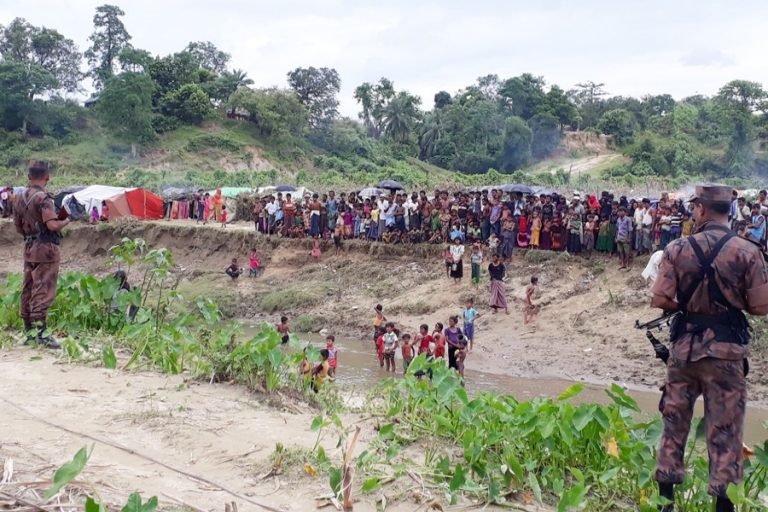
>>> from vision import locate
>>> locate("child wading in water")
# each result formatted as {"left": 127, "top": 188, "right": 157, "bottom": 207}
{"left": 372, "top": 304, "right": 386, "bottom": 344}
{"left": 462, "top": 297, "right": 481, "bottom": 351}
{"left": 311, "top": 349, "right": 330, "bottom": 393}
{"left": 375, "top": 328, "right": 385, "bottom": 368}
{"left": 276, "top": 316, "right": 290, "bottom": 344}
{"left": 401, "top": 333, "right": 413, "bottom": 374}
{"left": 382, "top": 322, "right": 398, "bottom": 373}
{"left": 524, "top": 276, "right": 540, "bottom": 325}
{"left": 325, "top": 335, "right": 338, "bottom": 381}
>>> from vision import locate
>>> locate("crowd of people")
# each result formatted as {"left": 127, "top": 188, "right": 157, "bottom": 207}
{"left": 246, "top": 188, "right": 706, "bottom": 259}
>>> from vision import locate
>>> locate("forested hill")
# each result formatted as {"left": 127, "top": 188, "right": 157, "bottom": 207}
{"left": 1, "top": 4, "right": 767, "bottom": 191}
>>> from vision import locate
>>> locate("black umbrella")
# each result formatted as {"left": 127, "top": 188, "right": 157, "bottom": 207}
{"left": 502, "top": 184, "right": 534, "bottom": 195}
{"left": 275, "top": 185, "right": 297, "bottom": 192}
{"left": 377, "top": 179, "right": 404, "bottom": 191}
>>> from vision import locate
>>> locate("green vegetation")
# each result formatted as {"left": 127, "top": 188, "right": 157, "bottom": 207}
{"left": 2, "top": 6, "right": 767, "bottom": 192}
{"left": 2, "top": 239, "right": 768, "bottom": 509}
{"left": 259, "top": 286, "right": 325, "bottom": 313}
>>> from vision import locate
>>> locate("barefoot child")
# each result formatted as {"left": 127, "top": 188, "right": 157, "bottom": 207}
{"left": 524, "top": 276, "right": 539, "bottom": 325}
{"left": 310, "top": 239, "right": 322, "bottom": 260}
{"left": 432, "top": 322, "right": 446, "bottom": 360}
{"left": 470, "top": 243, "right": 483, "bottom": 286}
{"left": 416, "top": 324, "right": 432, "bottom": 355}
{"left": 443, "top": 245, "right": 453, "bottom": 278}
{"left": 221, "top": 205, "right": 228, "bottom": 228}
{"left": 248, "top": 249, "right": 262, "bottom": 277}
{"left": 225, "top": 258, "right": 243, "bottom": 280}
{"left": 375, "top": 328, "right": 385, "bottom": 368}
{"left": 372, "top": 304, "right": 386, "bottom": 344}
{"left": 401, "top": 333, "right": 413, "bottom": 373}
{"left": 276, "top": 316, "right": 290, "bottom": 344}
{"left": 311, "top": 349, "right": 330, "bottom": 393}
{"left": 455, "top": 335, "right": 468, "bottom": 379}
{"left": 462, "top": 298, "right": 481, "bottom": 351}
{"left": 299, "top": 347, "right": 312, "bottom": 384}
{"left": 382, "top": 322, "right": 398, "bottom": 373}
{"left": 325, "top": 335, "right": 338, "bottom": 381}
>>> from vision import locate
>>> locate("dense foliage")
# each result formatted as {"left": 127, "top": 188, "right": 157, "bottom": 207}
{"left": 1, "top": 5, "right": 767, "bottom": 188}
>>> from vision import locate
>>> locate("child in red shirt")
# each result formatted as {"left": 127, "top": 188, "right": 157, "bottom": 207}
{"left": 416, "top": 324, "right": 433, "bottom": 355}
{"left": 221, "top": 205, "right": 228, "bottom": 227}
{"left": 375, "top": 328, "right": 385, "bottom": 368}
{"left": 432, "top": 322, "right": 446, "bottom": 359}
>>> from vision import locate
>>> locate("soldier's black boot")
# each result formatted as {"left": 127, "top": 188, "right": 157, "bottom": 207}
{"left": 35, "top": 321, "right": 60, "bottom": 350}
{"left": 22, "top": 318, "right": 36, "bottom": 345}
{"left": 715, "top": 496, "right": 734, "bottom": 512}
{"left": 658, "top": 482, "right": 674, "bottom": 511}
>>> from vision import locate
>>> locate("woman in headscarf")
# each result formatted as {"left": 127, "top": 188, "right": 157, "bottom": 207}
{"left": 488, "top": 253, "right": 508, "bottom": 314}
{"left": 212, "top": 189, "right": 224, "bottom": 222}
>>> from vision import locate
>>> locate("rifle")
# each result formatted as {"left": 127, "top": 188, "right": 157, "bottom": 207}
{"left": 634, "top": 311, "right": 680, "bottom": 364}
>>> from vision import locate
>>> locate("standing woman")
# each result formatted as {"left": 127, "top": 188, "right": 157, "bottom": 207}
{"left": 283, "top": 194, "right": 296, "bottom": 236}
{"left": 212, "top": 188, "right": 224, "bottom": 222}
{"left": 444, "top": 315, "right": 463, "bottom": 371}
{"left": 500, "top": 217, "right": 515, "bottom": 261}
{"left": 449, "top": 237, "right": 465, "bottom": 284}
{"left": 488, "top": 253, "right": 509, "bottom": 314}
{"left": 203, "top": 192, "right": 212, "bottom": 225}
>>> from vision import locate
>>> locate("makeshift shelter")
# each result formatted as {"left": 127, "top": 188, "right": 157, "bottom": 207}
{"left": 63, "top": 185, "right": 131, "bottom": 217}
{"left": 207, "top": 187, "right": 253, "bottom": 220}
{"left": 105, "top": 188, "right": 164, "bottom": 220}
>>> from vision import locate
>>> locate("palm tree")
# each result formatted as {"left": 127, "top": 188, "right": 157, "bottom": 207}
{"left": 418, "top": 111, "right": 442, "bottom": 160}
{"left": 215, "top": 69, "right": 254, "bottom": 110}
{"left": 382, "top": 92, "right": 421, "bottom": 143}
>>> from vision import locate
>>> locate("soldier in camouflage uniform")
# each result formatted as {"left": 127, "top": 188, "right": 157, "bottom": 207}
{"left": 13, "top": 161, "right": 72, "bottom": 349}
{"left": 650, "top": 185, "right": 768, "bottom": 512}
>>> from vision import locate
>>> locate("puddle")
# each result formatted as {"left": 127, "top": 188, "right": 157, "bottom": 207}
{"left": 244, "top": 326, "right": 768, "bottom": 444}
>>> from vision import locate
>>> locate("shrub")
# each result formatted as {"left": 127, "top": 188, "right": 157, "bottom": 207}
{"left": 259, "top": 287, "right": 322, "bottom": 313}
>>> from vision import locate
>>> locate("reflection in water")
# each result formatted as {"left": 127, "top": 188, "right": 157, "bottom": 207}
{"left": 245, "top": 327, "right": 768, "bottom": 444}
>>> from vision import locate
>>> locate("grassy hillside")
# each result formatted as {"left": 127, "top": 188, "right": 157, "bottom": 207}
{"left": 0, "top": 112, "right": 632, "bottom": 193}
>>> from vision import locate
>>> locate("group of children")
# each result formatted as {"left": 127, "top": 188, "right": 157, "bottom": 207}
{"left": 225, "top": 249, "right": 263, "bottom": 280}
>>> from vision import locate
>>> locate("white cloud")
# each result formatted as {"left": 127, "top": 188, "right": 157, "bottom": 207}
{"left": 2, "top": 0, "right": 767, "bottom": 116}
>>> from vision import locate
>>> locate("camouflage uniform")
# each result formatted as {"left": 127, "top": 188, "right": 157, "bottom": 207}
{"left": 13, "top": 185, "right": 61, "bottom": 326}
{"left": 651, "top": 208, "right": 768, "bottom": 497}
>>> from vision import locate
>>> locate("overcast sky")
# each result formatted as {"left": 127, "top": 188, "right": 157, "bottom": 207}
{"left": 2, "top": 0, "right": 766, "bottom": 117}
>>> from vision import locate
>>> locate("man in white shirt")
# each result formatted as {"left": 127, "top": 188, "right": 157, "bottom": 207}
{"left": 265, "top": 197, "right": 279, "bottom": 234}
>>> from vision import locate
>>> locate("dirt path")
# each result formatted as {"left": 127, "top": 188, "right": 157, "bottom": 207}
{"left": 0, "top": 348, "right": 549, "bottom": 511}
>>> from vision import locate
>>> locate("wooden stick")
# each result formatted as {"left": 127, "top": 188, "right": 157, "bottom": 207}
{"left": 0, "top": 395, "right": 282, "bottom": 512}
{"left": 0, "top": 490, "right": 48, "bottom": 512}
{"left": 341, "top": 426, "right": 361, "bottom": 512}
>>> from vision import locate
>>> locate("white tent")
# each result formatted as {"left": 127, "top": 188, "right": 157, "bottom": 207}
{"left": 63, "top": 185, "right": 132, "bottom": 216}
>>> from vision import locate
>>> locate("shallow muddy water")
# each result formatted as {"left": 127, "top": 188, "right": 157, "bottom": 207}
{"left": 245, "top": 326, "right": 768, "bottom": 444}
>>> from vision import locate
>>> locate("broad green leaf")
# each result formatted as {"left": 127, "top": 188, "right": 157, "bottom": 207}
{"left": 85, "top": 497, "right": 107, "bottom": 512}
{"left": 102, "top": 345, "right": 117, "bottom": 369}
{"left": 528, "top": 472, "right": 542, "bottom": 503}
{"left": 310, "top": 415, "right": 324, "bottom": 431}
{"left": 329, "top": 467, "right": 343, "bottom": 498}
{"left": 121, "top": 493, "right": 158, "bottom": 512}
{"left": 361, "top": 477, "right": 381, "bottom": 493}
{"left": 558, "top": 383, "right": 584, "bottom": 401}
{"left": 449, "top": 463, "right": 465, "bottom": 492}
{"left": 557, "top": 483, "right": 587, "bottom": 511}
{"left": 44, "top": 447, "right": 90, "bottom": 501}
{"left": 605, "top": 384, "right": 640, "bottom": 412}
{"left": 572, "top": 406, "right": 594, "bottom": 431}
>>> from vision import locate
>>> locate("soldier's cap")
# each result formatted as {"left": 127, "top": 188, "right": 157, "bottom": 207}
{"left": 687, "top": 184, "right": 733, "bottom": 204}
{"left": 28, "top": 160, "right": 51, "bottom": 172}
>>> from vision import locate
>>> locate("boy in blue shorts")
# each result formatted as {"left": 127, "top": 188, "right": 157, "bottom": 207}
{"left": 462, "top": 298, "right": 481, "bottom": 351}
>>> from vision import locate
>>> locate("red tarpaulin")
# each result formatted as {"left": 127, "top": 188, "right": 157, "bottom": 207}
{"left": 106, "top": 189, "right": 164, "bottom": 220}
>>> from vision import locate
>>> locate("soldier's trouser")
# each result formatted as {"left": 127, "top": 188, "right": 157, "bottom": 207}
{"left": 655, "top": 357, "right": 746, "bottom": 497}
{"left": 20, "top": 261, "right": 59, "bottom": 322}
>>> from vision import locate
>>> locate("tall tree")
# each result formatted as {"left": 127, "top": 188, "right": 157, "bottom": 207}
{"left": 597, "top": 108, "right": 637, "bottom": 146}
{"left": 118, "top": 47, "right": 152, "bottom": 73}
{"left": 382, "top": 91, "right": 421, "bottom": 143}
{"left": 354, "top": 78, "right": 395, "bottom": 138}
{"left": 499, "top": 73, "right": 546, "bottom": 120}
{"left": 528, "top": 112, "right": 561, "bottom": 159}
{"left": 227, "top": 87, "right": 308, "bottom": 139}
{"left": 287, "top": 66, "right": 341, "bottom": 128}
{"left": 500, "top": 116, "right": 532, "bottom": 172}
{"left": 543, "top": 85, "right": 577, "bottom": 130}
{"left": 185, "top": 41, "right": 230, "bottom": 73}
{"left": 0, "top": 61, "right": 56, "bottom": 132}
{"left": 569, "top": 81, "right": 607, "bottom": 128}
{"left": 716, "top": 80, "right": 767, "bottom": 174}
{"left": 208, "top": 69, "right": 253, "bottom": 106}
{"left": 85, "top": 4, "right": 132, "bottom": 89}
{"left": 97, "top": 71, "right": 155, "bottom": 156}
{"left": 0, "top": 18, "right": 82, "bottom": 95}
{"left": 433, "top": 91, "right": 451, "bottom": 109}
